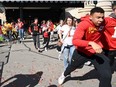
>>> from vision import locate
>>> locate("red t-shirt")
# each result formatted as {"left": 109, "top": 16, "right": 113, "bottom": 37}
{"left": 101, "top": 17, "right": 116, "bottom": 50}
{"left": 18, "top": 22, "right": 24, "bottom": 29}
{"left": 0, "top": 25, "right": 2, "bottom": 34}
{"left": 43, "top": 31, "right": 49, "bottom": 38}
{"left": 73, "top": 18, "right": 105, "bottom": 56}
{"left": 48, "top": 22, "right": 54, "bottom": 31}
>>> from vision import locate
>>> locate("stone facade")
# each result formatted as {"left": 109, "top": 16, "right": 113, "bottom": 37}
{"left": 67, "top": 0, "right": 113, "bottom": 19}
{"left": 0, "top": 3, "right": 6, "bottom": 24}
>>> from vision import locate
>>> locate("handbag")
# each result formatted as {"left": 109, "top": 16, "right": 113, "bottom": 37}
{"left": 57, "top": 40, "right": 63, "bottom": 47}
{"left": 57, "top": 27, "right": 71, "bottom": 47}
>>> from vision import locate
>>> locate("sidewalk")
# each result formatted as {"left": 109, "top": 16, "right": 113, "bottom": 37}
{"left": 0, "top": 39, "right": 116, "bottom": 87}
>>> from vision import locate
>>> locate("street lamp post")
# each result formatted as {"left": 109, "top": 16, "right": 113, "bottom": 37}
{"left": 93, "top": 1, "right": 98, "bottom": 7}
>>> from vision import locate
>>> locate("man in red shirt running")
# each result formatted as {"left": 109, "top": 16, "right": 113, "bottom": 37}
{"left": 58, "top": 7, "right": 112, "bottom": 87}
{"left": 101, "top": 3, "right": 116, "bottom": 73}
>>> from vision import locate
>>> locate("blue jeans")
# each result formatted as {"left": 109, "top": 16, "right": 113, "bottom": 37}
{"left": 18, "top": 29, "right": 24, "bottom": 40}
{"left": 62, "top": 45, "right": 75, "bottom": 70}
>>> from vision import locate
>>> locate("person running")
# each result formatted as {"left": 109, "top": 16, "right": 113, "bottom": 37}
{"left": 101, "top": 3, "right": 116, "bottom": 73}
{"left": 29, "top": 18, "right": 41, "bottom": 52}
{"left": 58, "top": 7, "right": 112, "bottom": 87}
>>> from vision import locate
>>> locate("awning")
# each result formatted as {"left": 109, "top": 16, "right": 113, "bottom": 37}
{"left": 0, "top": 0, "right": 85, "bottom": 2}
{"left": 1, "top": 1, "right": 84, "bottom": 8}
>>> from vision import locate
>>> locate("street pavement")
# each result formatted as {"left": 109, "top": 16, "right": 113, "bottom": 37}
{"left": 0, "top": 36, "right": 116, "bottom": 87}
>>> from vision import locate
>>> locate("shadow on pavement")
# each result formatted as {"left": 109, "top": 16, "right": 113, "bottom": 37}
{"left": 0, "top": 44, "right": 8, "bottom": 47}
{"left": 0, "top": 71, "right": 43, "bottom": 87}
{"left": 70, "top": 69, "right": 98, "bottom": 81}
{"left": 23, "top": 43, "right": 63, "bottom": 61}
{"left": 48, "top": 84, "right": 57, "bottom": 87}
{"left": 0, "top": 45, "right": 12, "bottom": 84}
{"left": 4, "top": 47, "right": 12, "bottom": 65}
{"left": 0, "top": 62, "right": 4, "bottom": 84}
{"left": 62, "top": 69, "right": 98, "bottom": 84}
{"left": 48, "top": 44, "right": 57, "bottom": 50}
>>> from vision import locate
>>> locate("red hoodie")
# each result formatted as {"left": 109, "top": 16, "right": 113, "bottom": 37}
{"left": 73, "top": 16, "right": 105, "bottom": 56}
{"left": 81, "top": 15, "right": 90, "bottom": 21}
{"left": 101, "top": 16, "right": 116, "bottom": 50}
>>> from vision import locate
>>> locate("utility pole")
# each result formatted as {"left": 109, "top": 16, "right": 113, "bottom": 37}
{"left": 19, "top": 2, "right": 23, "bottom": 20}
{"left": 93, "top": 1, "right": 98, "bottom": 7}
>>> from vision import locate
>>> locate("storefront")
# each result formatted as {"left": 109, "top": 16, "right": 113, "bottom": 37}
{"left": 0, "top": 1, "right": 84, "bottom": 24}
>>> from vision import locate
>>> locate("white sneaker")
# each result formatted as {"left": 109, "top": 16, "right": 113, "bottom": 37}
{"left": 22, "top": 38, "right": 24, "bottom": 40}
{"left": 85, "top": 61, "right": 92, "bottom": 66}
{"left": 58, "top": 51, "right": 61, "bottom": 54}
{"left": 45, "top": 47, "right": 48, "bottom": 51}
{"left": 58, "top": 73, "right": 66, "bottom": 85}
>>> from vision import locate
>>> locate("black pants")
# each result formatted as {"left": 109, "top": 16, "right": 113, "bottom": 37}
{"left": 32, "top": 35, "right": 40, "bottom": 48}
{"left": 56, "top": 45, "right": 61, "bottom": 52}
{"left": 43, "top": 37, "right": 50, "bottom": 48}
{"left": 104, "top": 49, "right": 116, "bottom": 74}
{"left": 104, "top": 49, "right": 116, "bottom": 66}
{"left": 64, "top": 49, "right": 112, "bottom": 87}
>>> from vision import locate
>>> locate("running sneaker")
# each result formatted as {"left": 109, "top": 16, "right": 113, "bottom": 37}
{"left": 58, "top": 73, "right": 66, "bottom": 85}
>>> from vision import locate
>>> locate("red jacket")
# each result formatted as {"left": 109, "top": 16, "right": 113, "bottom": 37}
{"left": 81, "top": 15, "right": 90, "bottom": 21}
{"left": 101, "top": 16, "right": 116, "bottom": 50}
{"left": 73, "top": 16, "right": 105, "bottom": 56}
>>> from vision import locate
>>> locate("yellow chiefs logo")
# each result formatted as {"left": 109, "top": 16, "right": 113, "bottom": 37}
{"left": 88, "top": 27, "right": 97, "bottom": 33}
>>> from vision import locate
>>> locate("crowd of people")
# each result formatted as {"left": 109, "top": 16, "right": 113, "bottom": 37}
{"left": 0, "top": 17, "right": 62, "bottom": 47}
{"left": 0, "top": 18, "right": 24, "bottom": 43}
{"left": 0, "top": 3, "right": 116, "bottom": 87}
